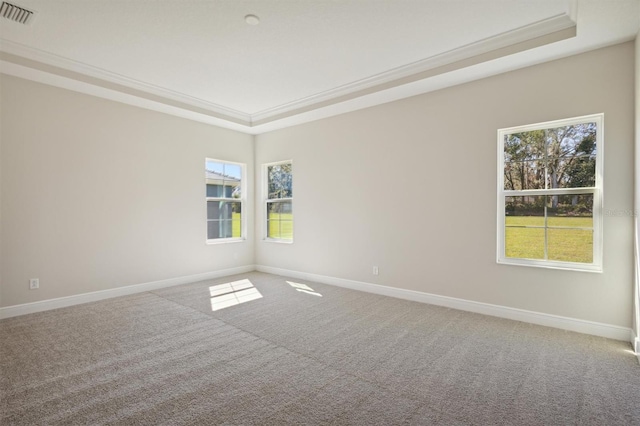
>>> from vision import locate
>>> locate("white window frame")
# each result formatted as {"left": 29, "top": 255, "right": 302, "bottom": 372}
{"left": 496, "top": 114, "right": 603, "bottom": 272}
{"left": 205, "top": 158, "right": 247, "bottom": 244}
{"left": 263, "top": 160, "right": 293, "bottom": 243}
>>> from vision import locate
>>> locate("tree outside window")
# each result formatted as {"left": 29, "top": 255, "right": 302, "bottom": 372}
{"left": 498, "top": 115, "right": 603, "bottom": 271}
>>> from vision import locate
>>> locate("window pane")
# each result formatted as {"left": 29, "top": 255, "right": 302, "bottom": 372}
{"left": 267, "top": 219, "right": 294, "bottom": 240}
{"left": 232, "top": 218, "right": 241, "bottom": 238}
{"left": 208, "top": 220, "right": 234, "bottom": 239}
{"left": 504, "top": 160, "right": 545, "bottom": 190}
{"left": 206, "top": 161, "right": 226, "bottom": 197}
{"left": 231, "top": 202, "right": 242, "bottom": 238}
{"left": 547, "top": 194, "right": 593, "bottom": 228}
{"left": 206, "top": 161, "right": 225, "bottom": 175}
{"left": 222, "top": 202, "right": 233, "bottom": 220}
{"left": 223, "top": 164, "right": 242, "bottom": 198}
{"left": 229, "top": 202, "right": 241, "bottom": 216}
{"left": 221, "top": 220, "right": 233, "bottom": 238}
{"left": 266, "top": 219, "right": 279, "bottom": 239}
{"left": 545, "top": 122, "right": 597, "bottom": 189}
{"left": 546, "top": 122, "right": 597, "bottom": 158}
{"left": 548, "top": 229, "right": 593, "bottom": 263}
{"left": 278, "top": 221, "right": 293, "bottom": 240}
{"left": 505, "top": 227, "right": 545, "bottom": 260}
{"left": 207, "top": 201, "right": 220, "bottom": 220}
{"left": 207, "top": 162, "right": 242, "bottom": 198}
{"left": 224, "top": 163, "right": 242, "bottom": 180}
{"left": 546, "top": 156, "right": 596, "bottom": 189}
{"left": 206, "top": 184, "right": 223, "bottom": 197}
{"left": 504, "top": 131, "right": 545, "bottom": 162}
{"left": 207, "top": 220, "right": 220, "bottom": 239}
{"left": 267, "top": 201, "right": 292, "bottom": 216}
{"left": 226, "top": 183, "right": 241, "bottom": 198}
{"left": 267, "top": 201, "right": 293, "bottom": 239}
{"left": 268, "top": 163, "right": 292, "bottom": 199}
{"left": 208, "top": 201, "right": 239, "bottom": 221}
{"left": 505, "top": 196, "right": 545, "bottom": 226}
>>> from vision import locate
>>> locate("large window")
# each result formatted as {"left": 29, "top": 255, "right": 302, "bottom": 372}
{"left": 265, "top": 161, "right": 293, "bottom": 241}
{"left": 206, "top": 159, "right": 245, "bottom": 242}
{"left": 497, "top": 114, "right": 603, "bottom": 272}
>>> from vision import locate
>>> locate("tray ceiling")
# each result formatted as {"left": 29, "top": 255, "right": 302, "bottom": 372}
{"left": 0, "top": 0, "right": 638, "bottom": 134}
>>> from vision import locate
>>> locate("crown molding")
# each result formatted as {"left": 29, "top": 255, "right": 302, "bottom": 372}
{"left": 250, "top": 13, "right": 576, "bottom": 124}
{"left": 0, "top": 58, "right": 258, "bottom": 134}
{"left": 0, "top": 39, "right": 252, "bottom": 125}
{"left": 0, "top": 12, "right": 576, "bottom": 134}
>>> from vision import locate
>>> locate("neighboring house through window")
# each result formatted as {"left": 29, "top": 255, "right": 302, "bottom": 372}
{"left": 206, "top": 159, "right": 245, "bottom": 242}
{"left": 497, "top": 114, "right": 603, "bottom": 272}
{"left": 265, "top": 161, "right": 293, "bottom": 241}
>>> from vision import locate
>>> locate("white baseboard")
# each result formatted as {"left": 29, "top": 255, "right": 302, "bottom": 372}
{"left": 0, "top": 265, "right": 256, "bottom": 320}
{"left": 634, "top": 333, "right": 640, "bottom": 364}
{"left": 3, "top": 263, "right": 633, "bottom": 344}
{"left": 256, "top": 265, "right": 633, "bottom": 342}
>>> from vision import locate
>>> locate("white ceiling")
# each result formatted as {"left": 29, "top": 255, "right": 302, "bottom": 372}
{"left": 0, "top": 0, "right": 638, "bottom": 134}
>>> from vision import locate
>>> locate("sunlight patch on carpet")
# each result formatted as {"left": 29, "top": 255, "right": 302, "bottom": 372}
{"left": 287, "top": 281, "right": 323, "bottom": 297}
{"left": 209, "top": 279, "right": 263, "bottom": 311}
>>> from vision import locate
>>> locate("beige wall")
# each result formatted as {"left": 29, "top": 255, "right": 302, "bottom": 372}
{"left": 256, "top": 42, "right": 635, "bottom": 328}
{"left": 0, "top": 75, "right": 254, "bottom": 307}
{"left": 634, "top": 36, "right": 640, "bottom": 343}
{"left": 1, "top": 42, "right": 635, "bottom": 330}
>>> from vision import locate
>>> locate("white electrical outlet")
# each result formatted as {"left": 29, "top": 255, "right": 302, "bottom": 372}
{"left": 29, "top": 278, "right": 39, "bottom": 290}
{"left": 372, "top": 266, "right": 379, "bottom": 275}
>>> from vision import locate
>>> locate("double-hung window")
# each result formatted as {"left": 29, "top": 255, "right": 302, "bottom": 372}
{"left": 265, "top": 161, "right": 293, "bottom": 242}
{"left": 206, "top": 159, "right": 245, "bottom": 243}
{"left": 497, "top": 114, "right": 603, "bottom": 272}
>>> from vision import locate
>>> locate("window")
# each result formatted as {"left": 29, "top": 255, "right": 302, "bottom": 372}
{"left": 497, "top": 114, "right": 603, "bottom": 272}
{"left": 265, "top": 161, "right": 293, "bottom": 241}
{"left": 206, "top": 159, "right": 245, "bottom": 242}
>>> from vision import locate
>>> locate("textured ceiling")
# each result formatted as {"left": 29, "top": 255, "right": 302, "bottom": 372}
{"left": 0, "top": 0, "right": 638, "bottom": 133}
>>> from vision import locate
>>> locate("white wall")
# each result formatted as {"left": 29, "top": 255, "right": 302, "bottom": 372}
{"left": 255, "top": 42, "right": 635, "bottom": 328}
{"left": 0, "top": 75, "right": 254, "bottom": 307}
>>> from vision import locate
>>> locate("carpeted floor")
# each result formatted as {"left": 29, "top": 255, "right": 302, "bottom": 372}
{"left": 1, "top": 271, "right": 639, "bottom": 425}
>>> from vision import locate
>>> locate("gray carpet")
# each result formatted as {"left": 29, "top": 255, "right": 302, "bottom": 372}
{"left": 1, "top": 271, "right": 639, "bottom": 425}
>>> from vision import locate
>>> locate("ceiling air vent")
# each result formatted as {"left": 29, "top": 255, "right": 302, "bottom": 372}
{"left": 1, "top": 1, "right": 35, "bottom": 25}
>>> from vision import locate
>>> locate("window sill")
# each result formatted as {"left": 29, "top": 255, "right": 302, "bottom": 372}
{"left": 497, "top": 257, "right": 602, "bottom": 273}
{"left": 263, "top": 238, "right": 293, "bottom": 244}
{"left": 206, "top": 238, "right": 246, "bottom": 245}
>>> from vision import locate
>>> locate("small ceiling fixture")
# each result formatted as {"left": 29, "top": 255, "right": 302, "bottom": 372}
{"left": 244, "top": 14, "right": 260, "bottom": 26}
{"left": 0, "top": 1, "right": 35, "bottom": 25}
